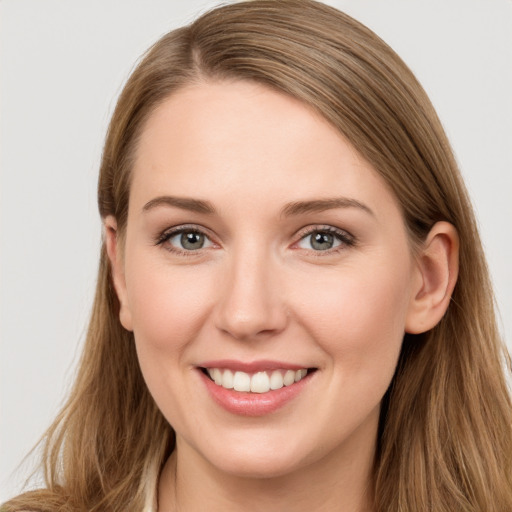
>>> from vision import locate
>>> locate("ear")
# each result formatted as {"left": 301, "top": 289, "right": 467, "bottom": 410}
{"left": 405, "top": 221, "right": 459, "bottom": 334}
{"left": 104, "top": 215, "right": 133, "bottom": 331}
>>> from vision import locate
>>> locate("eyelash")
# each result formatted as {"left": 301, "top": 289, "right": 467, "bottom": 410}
{"left": 295, "top": 225, "right": 356, "bottom": 255}
{"left": 155, "top": 224, "right": 356, "bottom": 256}
{"left": 155, "top": 224, "right": 214, "bottom": 257}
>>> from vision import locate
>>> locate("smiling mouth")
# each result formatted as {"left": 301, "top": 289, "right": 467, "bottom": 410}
{"left": 201, "top": 367, "right": 316, "bottom": 394}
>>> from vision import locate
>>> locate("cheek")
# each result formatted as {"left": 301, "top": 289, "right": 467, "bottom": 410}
{"left": 123, "top": 251, "right": 219, "bottom": 424}
{"left": 292, "top": 257, "right": 412, "bottom": 376}
{"left": 124, "top": 252, "right": 216, "bottom": 356}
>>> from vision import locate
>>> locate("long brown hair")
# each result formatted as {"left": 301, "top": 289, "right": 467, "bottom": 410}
{"left": 4, "top": 1, "right": 511, "bottom": 510}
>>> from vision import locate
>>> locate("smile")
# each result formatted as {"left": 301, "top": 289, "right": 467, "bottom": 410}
{"left": 198, "top": 361, "right": 317, "bottom": 416}
{"left": 205, "top": 368, "right": 309, "bottom": 394}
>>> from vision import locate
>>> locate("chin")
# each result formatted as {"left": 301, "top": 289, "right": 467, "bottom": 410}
{"left": 196, "top": 434, "right": 316, "bottom": 479}
{"left": 214, "top": 453, "right": 305, "bottom": 480}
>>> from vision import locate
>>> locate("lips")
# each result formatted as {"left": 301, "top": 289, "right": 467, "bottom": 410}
{"left": 197, "top": 360, "right": 316, "bottom": 416}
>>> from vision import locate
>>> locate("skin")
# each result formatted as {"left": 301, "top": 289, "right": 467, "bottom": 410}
{"left": 105, "top": 80, "right": 458, "bottom": 511}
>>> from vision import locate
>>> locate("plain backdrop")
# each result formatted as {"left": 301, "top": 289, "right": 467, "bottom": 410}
{"left": 1, "top": 0, "right": 511, "bottom": 502}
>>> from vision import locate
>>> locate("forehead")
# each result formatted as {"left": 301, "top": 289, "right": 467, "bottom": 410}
{"left": 130, "top": 80, "right": 400, "bottom": 220}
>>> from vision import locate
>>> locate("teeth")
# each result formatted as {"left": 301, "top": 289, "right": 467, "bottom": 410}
{"left": 222, "top": 369, "right": 234, "bottom": 389}
{"left": 233, "top": 371, "right": 251, "bottom": 392}
{"left": 270, "top": 370, "right": 283, "bottom": 390}
{"left": 206, "top": 367, "right": 309, "bottom": 393}
{"left": 211, "top": 368, "right": 223, "bottom": 385}
{"left": 295, "top": 369, "right": 307, "bottom": 382}
{"left": 250, "top": 371, "right": 270, "bottom": 393}
{"left": 283, "top": 370, "right": 295, "bottom": 386}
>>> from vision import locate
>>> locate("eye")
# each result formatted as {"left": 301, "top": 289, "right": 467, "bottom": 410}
{"left": 157, "top": 227, "right": 214, "bottom": 252}
{"left": 296, "top": 227, "right": 354, "bottom": 252}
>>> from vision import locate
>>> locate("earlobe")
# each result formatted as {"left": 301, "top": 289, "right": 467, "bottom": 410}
{"left": 104, "top": 216, "right": 133, "bottom": 332}
{"left": 405, "top": 221, "right": 459, "bottom": 334}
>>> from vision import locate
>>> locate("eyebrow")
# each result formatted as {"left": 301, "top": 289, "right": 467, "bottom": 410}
{"left": 142, "top": 195, "right": 374, "bottom": 217}
{"left": 142, "top": 196, "right": 215, "bottom": 214}
{"left": 280, "top": 197, "right": 374, "bottom": 218}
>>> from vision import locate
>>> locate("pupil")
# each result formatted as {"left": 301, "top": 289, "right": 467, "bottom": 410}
{"left": 181, "top": 231, "right": 204, "bottom": 250}
{"left": 311, "top": 232, "right": 333, "bottom": 250}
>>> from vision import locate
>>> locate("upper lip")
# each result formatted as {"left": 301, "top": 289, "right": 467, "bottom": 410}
{"left": 197, "top": 359, "right": 312, "bottom": 373}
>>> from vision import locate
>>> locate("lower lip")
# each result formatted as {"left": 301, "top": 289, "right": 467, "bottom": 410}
{"left": 199, "top": 370, "right": 313, "bottom": 417}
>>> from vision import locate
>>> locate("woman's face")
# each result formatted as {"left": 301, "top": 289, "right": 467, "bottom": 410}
{"left": 113, "top": 81, "right": 421, "bottom": 478}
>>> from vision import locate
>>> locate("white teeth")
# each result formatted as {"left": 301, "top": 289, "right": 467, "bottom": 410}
{"left": 206, "top": 367, "right": 310, "bottom": 394}
{"left": 250, "top": 371, "right": 270, "bottom": 393}
{"left": 222, "top": 369, "right": 234, "bottom": 389}
{"left": 283, "top": 370, "right": 295, "bottom": 386}
{"left": 295, "top": 369, "right": 307, "bottom": 382}
{"left": 233, "top": 371, "right": 251, "bottom": 392}
{"left": 212, "top": 368, "right": 222, "bottom": 386}
{"left": 270, "top": 370, "right": 284, "bottom": 390}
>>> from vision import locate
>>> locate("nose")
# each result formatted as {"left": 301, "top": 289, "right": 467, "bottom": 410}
{"left": 214, "top": 246, "right": 288, "bottom": 341}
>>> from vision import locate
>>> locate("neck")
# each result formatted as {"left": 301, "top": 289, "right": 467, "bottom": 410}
{"left": 157, "top": 428, "right": 376, "bottom": 512}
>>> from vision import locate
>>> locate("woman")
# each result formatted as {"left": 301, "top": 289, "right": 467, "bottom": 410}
{"left": 3, "top": 0, "right": 511, "bottom": 510}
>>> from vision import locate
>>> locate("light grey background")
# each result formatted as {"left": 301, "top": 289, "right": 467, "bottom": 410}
{"left": 1, "top": 0, "right": 511, "bottom": 502}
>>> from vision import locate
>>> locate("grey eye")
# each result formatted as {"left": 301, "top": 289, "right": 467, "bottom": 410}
{"left": 168, "top": 230, "right": 212, "bottom": 251}
{"left": 297, "top": 230, "right": 344, "bottom": 251}
{"left": 310, "top": 232, "right": 335, "bottom": 250}
{"left": 181, "top": 231, "right": 205, "bottom": 250}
